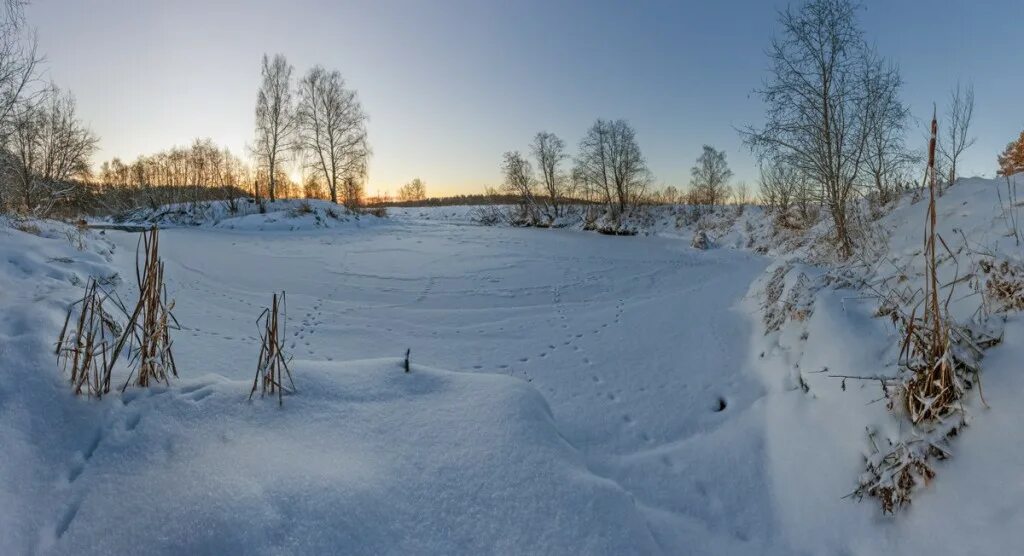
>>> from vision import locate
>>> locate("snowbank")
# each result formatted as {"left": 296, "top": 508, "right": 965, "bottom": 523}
{"left": 0, "top": 220, "right": 121, "bottom": 552}
{"left": 388, "top": 203, "right": 767, "bottom": 250}
{"left": 107, "top": 198, "right": 385, "bottom": 232}
{"left": 747, "top": 175, "right": 1024, "bottom": 553}
{"left": 40, "top": 360, "right": 657, "bottom": 554}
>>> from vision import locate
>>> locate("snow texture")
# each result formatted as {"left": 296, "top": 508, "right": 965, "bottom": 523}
{"left": 3, "top": 175, "right": 1024, "bottom": 554}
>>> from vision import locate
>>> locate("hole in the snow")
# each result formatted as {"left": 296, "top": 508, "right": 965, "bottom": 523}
{"left": 714, "top": 397, "right": 727, "bottom": 412}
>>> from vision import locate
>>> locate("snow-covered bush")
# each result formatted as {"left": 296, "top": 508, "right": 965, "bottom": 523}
{"left": 690, "top": 230, "right": 710, "bottom": 250}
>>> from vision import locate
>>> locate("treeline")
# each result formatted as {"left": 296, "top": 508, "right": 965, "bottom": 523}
{"left": 367, "top": 193, "right": 599, "bottom": 208}
{"left": 4, "top": 0, "right": 1024, "bottom": 225}
{"left": 488, "top": 0, "right": 1018, "bottom": 256}
{"left": 92, "top": 139, "right": 252, "bottom": 212}
{"left": 496, "top": 122, "right": 752, "bottom": 226}
{"left": 92, "top": 52, "right": 372, "bottom": 213}
{"left": 68, "top": 50, "right": 371, "bottom": 216}
{"left": 490, "top": 0, "right": 1024, "bottom": 256}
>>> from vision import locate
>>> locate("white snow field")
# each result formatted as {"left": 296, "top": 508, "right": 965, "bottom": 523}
{"left": 3, "top": 212, "right": 774, "bottom": 554}
{"left": 3, "top": 176, "right": 1024, "bottom": 555}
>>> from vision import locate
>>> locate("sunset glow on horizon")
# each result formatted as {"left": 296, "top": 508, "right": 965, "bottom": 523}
{"left": 25, "top": 0, "right": 1024, "bottom": 197}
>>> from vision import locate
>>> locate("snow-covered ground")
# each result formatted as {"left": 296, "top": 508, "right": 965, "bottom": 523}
{"left": 3, "top": 176, "right": 1024, "bottom": 554}
{"left": 3, "top": 210, "right": 772, "bottom": 554}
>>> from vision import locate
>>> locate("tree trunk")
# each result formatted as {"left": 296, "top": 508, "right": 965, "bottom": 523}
{"left": 832, "top": 202, "right": 851, "bottom": 259}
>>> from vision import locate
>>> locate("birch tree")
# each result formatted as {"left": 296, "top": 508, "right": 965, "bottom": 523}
{"left": 690, "top": 145, "right": 732, "bottom": 207}
{"left": 531, "top": 131, "right": 567, "bottom": 219}
{"left": 862, "top": 53, "right": 911, "bottom": 204}
{"left": 253, "top": 53, "right": 295, "bottom": 202}
{"left": 296, "top": 66, "right": 369, "bottom": 206}
{"left": 501, "top": 150, "right": 540, "bottom": 224}
{"left": 574, "top": 119, "right": 650, "bottom": 216}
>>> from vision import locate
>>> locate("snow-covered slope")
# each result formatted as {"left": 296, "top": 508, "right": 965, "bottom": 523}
{"left": 0, "top": 219, "right": 120, "bottom": 552}
{"left": 748, "top": 175, "right": 1024, "bottom": 554}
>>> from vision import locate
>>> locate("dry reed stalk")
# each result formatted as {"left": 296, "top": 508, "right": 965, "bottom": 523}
{"left": 851, "top": 109, "right": 986, "bottom": 513}
{"left": 107, "top": 226, "right": 179, "bottom": 392}
{"left": 901, "top": 108, "right": 959, "bottom": 425}
{"left": 56, "top": 277, "right": 121, "bottom": 397}
{"left": 250, "top": 292, "right": 295, "bottom": 406}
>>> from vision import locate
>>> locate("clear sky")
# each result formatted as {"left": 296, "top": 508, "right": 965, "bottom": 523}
{"left": 26, "top": 0, "right": 1024, "bottom": 197}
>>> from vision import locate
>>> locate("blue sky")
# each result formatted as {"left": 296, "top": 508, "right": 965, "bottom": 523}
{"left": 27, "top": 0, "right": 1024, "bottom": 196}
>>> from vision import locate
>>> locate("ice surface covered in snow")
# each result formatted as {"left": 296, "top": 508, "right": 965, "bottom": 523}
{"left": 5, "top": 176, "right": 1024, "bottom": 554}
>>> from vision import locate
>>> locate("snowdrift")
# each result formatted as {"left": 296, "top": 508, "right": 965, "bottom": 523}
{"left": 41, "top": 360, "right": 658, "bottom": 554}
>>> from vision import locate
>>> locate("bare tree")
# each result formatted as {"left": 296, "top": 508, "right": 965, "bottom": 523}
{"left": 0, "top": 0, "right": 39, "bottom": 136}
{"left": 689, "top": 145, "right": 732, "bottom": 207}
{"left": 759, "top": 161, "right": 790, "bottom": 214}
{"left": 733, "top": 181, "right": 750, "bottom": 205}
{"left": 574, "top": 119, "right": 651, "bottom": 216}
{"left": 937, "top": 82, "right": 975, "bottom": 192}
{"left": 862, "top": 53, "right": 911, "bottom": 205}
{"left": 759, "top": 159, "right": 815, "bottom": 226}
{"left": 398, "top": 178, "right": 426, "bottom": 202}
{"left": 744, "top": 0, "right": 877, "bottom": 258}
{"left": 253, "top": 53, "right": 295, "bottom": 202}
{"left": 531, "top": 131, "right": 567, "bottom": 220}
{"left": 0, "top": 0, "right": 42, "bottom": 211}
{"left": 660, "top": 185, "right": 680, "bottom": 204}
{"left": 296, "top": 66, "right": 370, "bottom": 206}
{"left": 341, "top": 175, "right": 362, "bottom": 207}
{"left": 500, "top": 150, "right": 540, "bottom": 224}
{"left": 3, "top": 86, "right": 97, "bottom": 214}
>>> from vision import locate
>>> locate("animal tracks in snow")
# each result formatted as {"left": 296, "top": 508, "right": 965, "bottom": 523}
{"left": 51, "top": 381, "right": 220, "bottom": 541}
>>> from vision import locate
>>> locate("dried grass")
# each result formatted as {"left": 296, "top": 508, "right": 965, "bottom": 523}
{"left": 979, "top": 259, "right": 1024, "bottom": 312}
{"left": 11, "top": 220, "right": 41, "bottom": 235}
{"left": 108, "top": 226, "right": 179, "bottom": 391}
{"left": 761, "top": 265, "right": 790, "bottom": 333}
{"left": 250, "top": 292, "right": 295, "bottom": 406}
{"left": 55, "top": 278, "right": 122, "bottom": 397}
{"left": 852, "top": 110, "right": 996, "bottom": 513}
{"left": 901, "top": 110, "right": 959, "bottom": 426}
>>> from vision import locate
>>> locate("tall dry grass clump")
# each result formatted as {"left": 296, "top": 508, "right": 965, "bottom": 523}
{"left": 250, "top": 292, "right": 294, "bottom": 406}
{"left": 55, "top": 278, "right": 121, "bottom": 397}
{"left": 108, "top": 226, "right": 179, "bottom": 391}
{"left": 56, "top": 226, "right": 178, "bottom": 397}
{"left": 853, "top": 109, "right": 996, "bottom": 513}
{"left": 900, "top": 109, "right": 959, "bottom": 425}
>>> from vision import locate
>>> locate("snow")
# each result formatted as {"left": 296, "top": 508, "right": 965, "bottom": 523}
{"left": 2, "top": 209, "right": 771, "bottom": 554}
{"left": 106, "top": 198, "right": 383, "bottom": 232}
{"left": 40, "top": 360, "right": 661, "bottom": 554}
{"left": 748, "top": 175, "right": 1024, "bottom": 554}
{"left": 4, "top": 175, "right": 1024, "bottom": 554}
